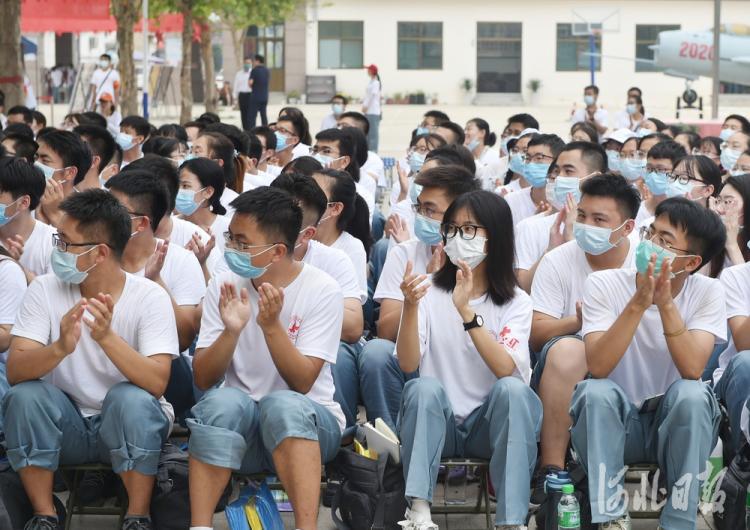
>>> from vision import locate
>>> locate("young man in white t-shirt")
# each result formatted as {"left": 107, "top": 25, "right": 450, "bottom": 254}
{"left": 528, "top": 174, "right": 640, "bottom": 505}
{"left": 3, "top": 189, "right": 178, "bottom": 530}
{"left": 571, "top": 197, "right": 727, "bottom": 529}
{"left": 515, "top": 141, "right": 608, "bottom": 292}
{"left": 117, "top": 116, "right": 149, "bottom": 168}
{"left": 0, "top": 157, "right": 54, "bottom": 279}
{"left": 362, "top": 165, "right": 479, "bottom": 430}
{"left": 187, "top": 187, "right": 344, "bottom": 530}
{"left": 89, "top": 54, "right": 120, "bottom": 106}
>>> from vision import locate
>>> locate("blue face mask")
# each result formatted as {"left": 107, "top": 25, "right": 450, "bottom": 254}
{"left": 721, "top": 148, "right": 742, "bottom": 172}
{"left": 275, "top": 131, "right": 289, "bottom": 152}
{"left": 223, "top": 246, "right": 276, "bottom": 279}
{"left": 175, "top": 188, "right": 204, "bottom": 216}
{"left": 0, "top": 197, "right": 20, "bottom": 226}
{"left": 51, "top": 246, "right": 98, "bottom": 284}
{"left": 665, "top": 179, "right": 693, "bottom": 199}
{"left": 552, "top": 176, "right": 583, "bottom": 205}
{"left": 644, "top": 171, "right": 669, "bottom": 195}
{"left": 635, "top": 239, "right": 677, "bottom": 277}
{"left": 35, "top": 162, "right": 58, "bottom": 181}
{"left": 720, "top": 128, "right": 736, "bottom": 142}
{"left": 466, "top": 138, "right": 481, "bottom": 151}
{"left": 636, "top": 128, "right": 652, "bottom": 138}
{"left": 606, "top": 151, "right": 621, "bottom": 173}
{"left": 416, "top": 126, "right": 429, "bottom": 136}
{"left": 414, "top": 213, "right": 442, "bottom": 245}
{"left": 626, "top": 104, "right": 638, "bottom": 115}
{"left": 116, "top": 132, "right": 136, "bottom": 151}
{"left": 509, "top": 152, "right": 525, "bottom": 175}
{"left": 523, "top": 162, "right": 550, "bottom": 188}
{"left": 408, "top": 152, "right": 425, "bottom": 173}
{"left": 620, "top": 158, "right": 646, "bottom": 181}
{"left": 501, "top": 136, "right": 517, "bottom": 156}
{"left": 574, "top": 221, "right": 627, "bottom": 256}
{"left": 409, "top": 180, "right": 423, "bottom": 204}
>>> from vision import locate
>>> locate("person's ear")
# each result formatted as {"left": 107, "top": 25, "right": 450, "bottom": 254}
{"left": 215, "top": 158, "right": 225, "bottom": 168}
{"left": 64, "top": 166, "right": 78, "bottom": 184}
{"left": 301, "top": 225, "right": 317, "bottom": 244}
{"left": 94, "top": 243, "right": 110, "bottom": 265}
{"left": 271, "top": 242, "right": 287, "bottom": 263}
{"left": 684, "top": 254, "right": 703, "bottom": 274}
{"left": 621, "top": 219, "right": 636, "bottom": 237}
{"left": 204, "top": 186, "right": 215, "bottom": 202}
{"left": 91, "top": 155, "right": 102, "bottom": 172}
{"left": 329, "top": 201, "right": 344, "bottom": 217}
{"left": 335, "top": 155, "right": 351, "bottom": 170}
{"left": 703, "top": 185, "right": 715, "bottom": 199}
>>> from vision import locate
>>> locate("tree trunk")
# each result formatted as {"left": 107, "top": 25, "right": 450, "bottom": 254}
{"left": 179, "top": 1, "right": 194, "bottom": 124}
{"left": 231, "top": 26, "right": 245, "bottom": 74}
{"left": 111, "top": 0, "right": 142, "bottom": 116}
{"left": 200, "top": 21, "right": 216, "bottom": 114}
{"left": 0, "top": 0, "right": 24, "bottom": 108}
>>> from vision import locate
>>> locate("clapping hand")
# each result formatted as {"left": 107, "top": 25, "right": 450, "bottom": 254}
{"left": 219, "top": 283, "right": 251, "bottom": 335}
{"left": 400, "top": 261, "right": 430, "bottom": 306}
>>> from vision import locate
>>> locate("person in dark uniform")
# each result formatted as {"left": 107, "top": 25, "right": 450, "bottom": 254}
{"left": 248, "top": 54, "right": 270, "bottom": 128}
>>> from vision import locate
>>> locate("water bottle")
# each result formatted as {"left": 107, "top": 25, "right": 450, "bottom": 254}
{"left": 558, "top": 484, "right": 581, "bottom": 529}
{"left": 702, "top": 438, "right": 723, "bottom": 503}
{"left": 745, "top": 483, "right": 750, "bottom": 530}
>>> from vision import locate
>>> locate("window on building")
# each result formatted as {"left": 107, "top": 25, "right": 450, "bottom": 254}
{"left": 721, "top": 82, "right": 750, "bottom": 94}
{"left": 318, "top": 21, "right": 364, "bottom": 69}
{"left": 477, "top": 22, "right": 522, "bottom": 93}
{"left": 245, "top": 24, "right": 284, "bottom": 69}
{"left": 556, "top": 23, "right": 601, "bottom": 72}
{"left": 635, "top": 24, "right": 680, "bottom": 72}
{"left": 398, "top": 22, "right": 443, "bottom": 70}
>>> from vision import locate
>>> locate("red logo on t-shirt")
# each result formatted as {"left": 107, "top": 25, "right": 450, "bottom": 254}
{"left": 498, "top": 326, "right": 519, "bottom": 352}
{"left": 287, "top": 315, "right": 302, "bottom": 341}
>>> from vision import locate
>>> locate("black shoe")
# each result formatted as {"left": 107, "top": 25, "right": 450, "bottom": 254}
{"left": 76, "top": 469, "right": 118, "bottom": 505}
{"left": 530, "top": 464, "right": 562, "bottom": 506}
{"left": 322, "top": 479, "right": 340, "bottom": 508}
{"left": 122, "top": 516, "right": 153, "bottom": 530}
{"left": 23, "top": 515, "right": 61, "bottom": 530}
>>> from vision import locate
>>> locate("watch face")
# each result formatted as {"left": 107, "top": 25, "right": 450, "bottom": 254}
{"left": 476, "top": 315, "right": 484, "bottom": 327}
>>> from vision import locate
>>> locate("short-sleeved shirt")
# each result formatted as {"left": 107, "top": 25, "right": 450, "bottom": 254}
{"left": 0, "top": 258, "right": 27, "bottom": 361}
{"left": 197, "top": 265, "right": 345, "bottom": 429}
{"left": 332, "top": 232, "right": 367, "bottom": 301}
{"left": 582, "top": 269, "right": 726, "bottom": 405}
{"left": 504, "top": 186, "right": 537, "bottom": 226}
{"left": 249, "top": 66, "right": 269, "bottom": 102}
{"left": 7, "top": 219, "right": 56, "bottom": 276}
{"left": 373, "top": 239, "right": 432, "bottom": 303}
{"left": 717, "top": 262, "right": 750, "bottom": 383}
{"left": 89, "top": 68, "right": 121, "bottom": 101}
{"left": 395, "top": 285, "right": 533, "bottom": 423}
{"left": 130, "top": 240, "right": 205, "bottom": 307}
{"left": 302, "top": 240, "right": 365, "bottom": 304}
{"left": 11, "top": 273, "right": 179, "bottom": 418}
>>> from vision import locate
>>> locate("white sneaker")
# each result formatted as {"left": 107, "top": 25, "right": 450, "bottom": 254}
{"left": 599, "top": 514, "right": 632, "bottom": 530}
{"left": 398, "top": 509, "right": 439, "bottom": 530}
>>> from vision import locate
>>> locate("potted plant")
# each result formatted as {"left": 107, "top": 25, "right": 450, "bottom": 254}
{"left": 460, "top": 78, "right": 474, "bottom": 105}
{"left": 526, "top": 79, "right": 542, "bottom": 106}
{"left": 286, "top": 90, "right": 301, "bottom": 104}
{"left": 415, "top": 90, "right": 426, "bottom": 105}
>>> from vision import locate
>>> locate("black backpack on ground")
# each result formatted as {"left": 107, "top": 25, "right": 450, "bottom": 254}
{"left": 534, "top": 460, "right": 596, "bottom": 530}
{"left": 327, "top": 446, "right": 407, "bottom": 530}
{"left": 713, "top": 441, "right": 750, "bottom": 530}
{"left": 150, "top": 443, "right": 232, "bottom": 530}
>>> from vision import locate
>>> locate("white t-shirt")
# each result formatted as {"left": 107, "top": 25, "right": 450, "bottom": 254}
{"left": 373, "top": 239, "right": 432, "bottom": 303}
{"left": 292, "top": 143, "right": 311, "bottom": 161}
{"left": 571, "top": 107, "right": 609, "bottom": 134}
{"left": 390, "top": 199, "right": 416, "bottom": 242}
{"left": 636, "top": 203, "right": 654, "bottom": 230}
{"left": 362, "top": 151, "right": 387, "bottom": 189}
{"left": 532, "top": 239, "right": 635, "bottom": 319}
{"left": 614, "top": 110, "right": 648, "bottom": 132}
{"left": 90, "top": 68, "right": 121, "bottom": 101}
{"left": 355, "top": 183, "right": 375, "bottom": 226}
{"left": 243, "top": 170, "right": 275, "bottom": 191}
{"left": 0, "top": 258, "right": 27, "bottom": 361}
{"left": 396, "top": 285, "right": 533, "bottom": 423}
{"left": 582, "top": 269, "right": 727, "bottom": 405}
{"left": 169, "top": 216, "right": 211, "bottom": 248}
{"left": 716, "top": 262, "right": 750, "bottom": 383}
{"left": 504, "top": 186, "right": 537, "bottom": 226}
{"left": 197, "top": 265, "right": 345, "bottom": 429}
{"left": 106, "top": 110, "right": 122, "bottom": 137}
{"left": 363, "top": 79, "right": 382, "bottom": 116}
{"left": 320, "top": 113, "right": 338, "bottom": 132}
{"left": 131, "top": 240, "right": 205, "bottom": 306}
{"left": 332, "top": 232, "right": 367, "bottom": 297}
{"left": 476, "top": 148, "right": 508, "bottom": 191}
{"left": 16, "top": 219, "right": 55, "bottom": 276}
{"left": 302, "top": 240, "right": 365, "bottom": 304}
{"left": 498, "top": 178, "right": 523, "bottom": 195}
{"left": 220, "top": 188, "right": 239, "bottom": 217}
{"left": 11, "top": 273, "right": 179, "bottom": 418}
{"left": 515, "top": 213, "right": 557, "bottom": 271}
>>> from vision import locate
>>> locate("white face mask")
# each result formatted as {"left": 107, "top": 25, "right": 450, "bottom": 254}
{"left": 444, "top": 234, "right": 487, "bottom": 270}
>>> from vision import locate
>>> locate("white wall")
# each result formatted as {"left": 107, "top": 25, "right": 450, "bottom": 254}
{"left": 305, "top": 0, "right": 750, "bottom": 111}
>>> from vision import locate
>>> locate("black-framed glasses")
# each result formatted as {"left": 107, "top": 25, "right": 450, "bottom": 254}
{"left": 223, "top": 231, "right": 278, "bottom": 253}
{"left": 52, "top": 233, "right": 105, "bottom": 252}
{"left": 668, "top": 173, "right": 704, "bottom": 186}
{"left": 411, "top": 203, "right": 444, "bottom": 220}
{"left": 523, "top": 153, "right": 555, "bottom": 164}
{"left": 441, "top": 223, "right": 486, "bottom": 241}
{"left": 638, "top": 226, "right": 692, "bottom": 254}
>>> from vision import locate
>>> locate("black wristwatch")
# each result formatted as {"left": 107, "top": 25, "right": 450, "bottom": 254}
{"left": 463, "top": 313, "right": 484, "bottom": 331}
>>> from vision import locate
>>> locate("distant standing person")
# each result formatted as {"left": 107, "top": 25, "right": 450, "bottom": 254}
{"left": 248, "top": 54, "right": 269, "bottom": 128}
{"left": 235, "top": 57, "right": 253, "bottom": 130}
{"left": 362, "top": 64, "right": 382, "bottom": 152}
{"left": 571, "top": 84, "right": 608, "bottom": 139}
{"left": 89, "top": 53, "right": 120, "bottom": 110}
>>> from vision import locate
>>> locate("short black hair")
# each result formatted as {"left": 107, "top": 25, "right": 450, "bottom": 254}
{"left": 157, "top": 123, "right": 189, "bottom": 143}
{"left": 646, "top": 117, "right": 668, "bottom": 132}
{"left": 628, "top": 86, "right": 642, "bottom": 96}
{"left": 3, "top": 123, "right": 34, "bottom": 139}
{"left": 281, "top": 156, "right": 323, "bottom": 176}
{"left": 0, "top": 157, "right": 46, "bottom": 210}
{"left": 254, "top": 54, "right": 265, "bottom": 64}
{"left": 331, "top": 94, "right": 349, "bottom": 105}
{"left": 204, "top": 122, "right": 251, "bottom": 156}
{"left": 120, "top": 115, "right": 151, "bottom": 139}
{"left": 424, "top": 110, "right": 450, "bottom": 124}
{"left": 198, "top": 112, "right": 221, "bottom": 125}
{"left": 638, "top": 132, "right": 672, "bottom": 151}
{"left": 558, "top": 141, "right": 607, "bottom": 174}
{"left": 183, "top": 120, "right": 206, "bottom": 133}
{"left": 724, "top": 114, "right": 750, "bottom": 133}
{"left": 100, "top": 53, "right": 112, "bottom": 61}
{"left": 74, "top": 124, "right": 116, "bottom": 173}
{"left": 270, "top": 171, "right": 328, "bottom": 224}
{"left": 37, "top": 130, "right": 93, "bottom": 185}
{"left": 277, "top": 109, "right": 310, "bottom": 144}
{"left": 315, "top": 128, "right": 360, "bottom": 182}
{"left": 251, "top": 125, "right": 277, "bottom": 150}
{"left": 142, "top": 136, "right": 180, "bottom": 158}
{"left": 80, "top": 111, "right": 107, "bottom": 129}
{"left": 528, "top": 133, "right": 565, "bottom": 159}
{"left": 59, "top": 188, "right": 131, "bottom": 259}
{"left": 434, "top": 191, "right": 517, "bottom": 305}
{"left": 437, "top": 121, "right": 465, "bottom": 145}
{"left": 105, "top": 170, "right": 170, "bottom": 231}
{"left": 654, "top": 197, "right": 726, "bottom": 269}
{"left": 580, "top": 173, "right": 641, "bottom": 220}
{"left": 31, "top": 110, "right": 46, "bottom": 128}
{"left": 246, "top": 133, "right": 263, "bottom": 161}
{"left": 507, "top": 113, "right": 539, "bottom": 131}
{"left": 425, "top": 144, "right": 477, "bottom": 174}
{"left": 339, "top": 111, "right": 370, "bottom": 135}
{"left": 647, "top": 140, "right": 687, "bottom": 164}
{"left": 230, "top": 186, "right": 302, "bottom": 252}
{"left": 414, "top": 165, "right": 480, "bottom": 201}
{"left": 7, "top": 106, "right": 32, "bottom": 124}
{"left": 675, "top": 131, "right": 701, "bottom": 151}
{"left": 584, "top": 85, "right": 600, "bottom": 95}
{"left": 2, "top": 133, "right": 38, "bottom": 164}
{"left": 180, "top": 158, "right": 227, "bottom": 215}
{"left": 121, "top": 155, "right": 179, "bottom": 210}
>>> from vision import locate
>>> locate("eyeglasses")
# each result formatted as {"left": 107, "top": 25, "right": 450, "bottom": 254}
{"left": 692, "top": 148, "right": 719, "bottom": 159}
{"left": 645, "top": 167, "right": 673, "bottom": 177}
{"left": 223, "top": 231, "right": 278, "bottom": 253}
{"left": 52, "top": 233, "right": 105, "bottom": 252}
{"left": 638, "top": 226, "right": 691, "bottom": 254}
{"left": 523, "top": 153, "right": 555, "bottom": 164}
{"left": 411, "top": 203, "right": 445, "bottom": 220}
{"left": 668, "top": 173, "right": 705, "bottom": 186}
{"left": 623, "top": 151, "right": 646, "bottom": 161}
{"left": 715, "top": 196, "right": 739, "bottom": 208}
{"left": 441, "top": 223, "right": 486, "bottom": 241}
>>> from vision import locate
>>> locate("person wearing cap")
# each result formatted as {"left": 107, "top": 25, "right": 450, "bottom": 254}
{"left": 97, "top": 92, "right": 122, "bottom": 137}
{"left": 602, "top": 128, "right": 636, "bottom": 176}
{"left": 362, "top": 64, "right": 382, "bottom": 152}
